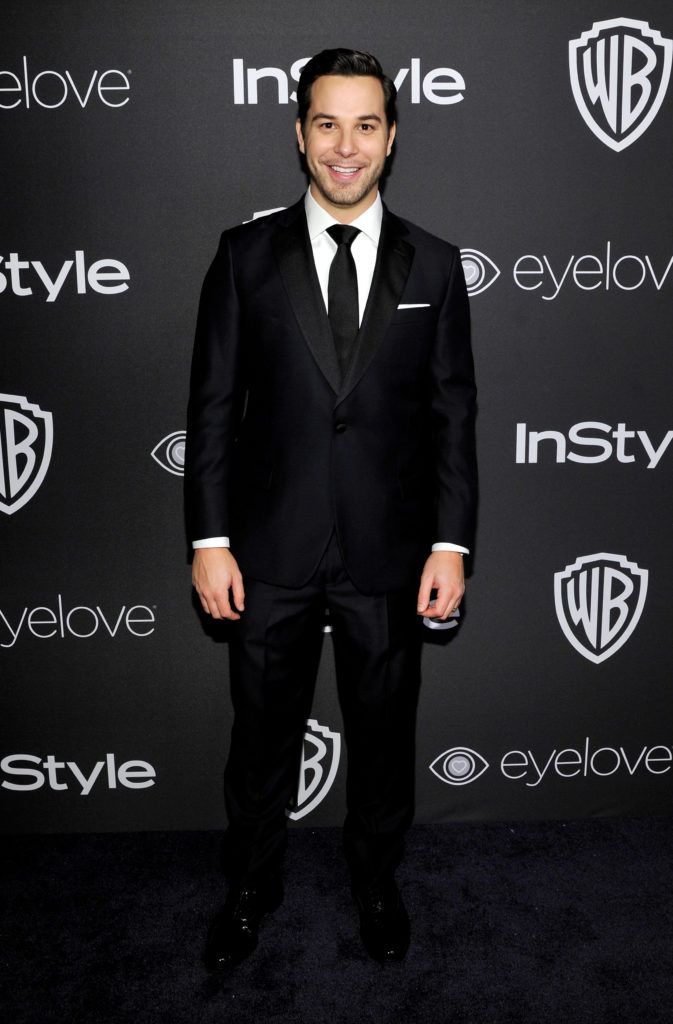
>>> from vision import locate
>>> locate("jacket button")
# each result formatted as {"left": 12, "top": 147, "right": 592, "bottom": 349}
{"left": 335, "top": 422, "right": 347, "bottom": 433}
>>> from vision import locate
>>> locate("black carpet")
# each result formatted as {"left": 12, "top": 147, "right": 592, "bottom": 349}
{"left": 2, "top": 819, "right": 673, "bottom": 1023}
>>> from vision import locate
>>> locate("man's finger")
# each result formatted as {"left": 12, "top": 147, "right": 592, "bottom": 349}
{"left": 439, "top": 586, "right": 464, "bottom": 619}
{"left": 416, "top": 574, "right": 434, "bottom": 613}
{"left": 213, "top": 588, "right": 240, "bottom": 620}
{"left": 432, "top": 581, "right": 452, "bottom": 619}
{"left": 205, "top": 596, "right": 222, "bottom": 619}
{"left": 231, "top": 573, "right": 245, "bottom": 613}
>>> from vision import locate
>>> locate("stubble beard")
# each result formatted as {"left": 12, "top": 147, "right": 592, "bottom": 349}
{"left": 310, "top": 159, "right": 384, "bottom": 211}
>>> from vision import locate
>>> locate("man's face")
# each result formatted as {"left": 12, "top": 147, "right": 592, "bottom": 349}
{"left": 296, "top": 74, "right": 396, "bottom": 221}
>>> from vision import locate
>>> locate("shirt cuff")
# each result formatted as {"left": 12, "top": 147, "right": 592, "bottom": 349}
{"left": 193, "top": 538, "right": 467, "bottom": 554}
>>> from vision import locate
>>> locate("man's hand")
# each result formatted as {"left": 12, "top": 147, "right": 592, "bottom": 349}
{"left": 417, "top": 550, "right": 465, "bottom": 619}
{"left": 192, "top": 547, "right": 245, "bottom": 621}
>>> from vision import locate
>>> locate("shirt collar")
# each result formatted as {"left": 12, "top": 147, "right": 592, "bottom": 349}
{"left": 304, "top": 187, "right": 383, "bottom": 246}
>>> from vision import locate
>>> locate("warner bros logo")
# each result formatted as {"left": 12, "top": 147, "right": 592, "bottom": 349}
{"left": 0, "top": 393, "right": 53, "bottom": 515}
{"left": 286, "top": 719, "right": 341, "bottom": 821}
{"left": 569, "top": 18, "right": 673, "bottom": 152}
{"left": 554, "top": 553, "right": 648, "bottom": 664}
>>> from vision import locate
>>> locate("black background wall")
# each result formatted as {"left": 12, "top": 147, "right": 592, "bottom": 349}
{"left": 2, "top": 0, "right": 672, "bottom": 834}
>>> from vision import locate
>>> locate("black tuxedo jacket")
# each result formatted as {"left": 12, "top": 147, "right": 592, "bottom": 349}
{"left": 185, "top": 198, "right": 477, "bottom": 595}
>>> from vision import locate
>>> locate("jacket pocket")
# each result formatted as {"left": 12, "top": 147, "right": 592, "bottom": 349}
{"left": 390, "top": 306, "right": 436, "bottom": 326}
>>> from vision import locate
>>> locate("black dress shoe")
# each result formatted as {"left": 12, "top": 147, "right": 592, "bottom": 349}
{"left": 204, "top": 878, "right": 283, "bottom": 971}
{"left": 353, "top": 878, "right": 410, "bottom": 963}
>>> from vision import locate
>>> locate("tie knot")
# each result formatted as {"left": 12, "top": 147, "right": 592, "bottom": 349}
{"left": 327, "top": 224, "right": 360, "bottom": 248}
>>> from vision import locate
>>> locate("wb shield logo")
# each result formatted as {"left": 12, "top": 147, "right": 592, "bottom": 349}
{"left": 286, "top": 719, "right": 341, "bottom": 820}
{"left": 555, "top": 553, "right": 648, "bottom": 664}
{"left": 0, "top": 393, "right": 53, "bottom": 515}
{"left": 569, "top": 18, "right": 673, "bottom": 152}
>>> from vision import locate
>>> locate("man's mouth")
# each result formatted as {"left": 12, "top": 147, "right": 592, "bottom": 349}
{"left": 326, "top": 164, "right": 364, "bottom": 182}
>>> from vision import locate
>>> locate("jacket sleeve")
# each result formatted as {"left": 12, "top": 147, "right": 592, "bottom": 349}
{"left": 184, "top": 232, "right": 245, "bottom": 543}
{"left": 430, "top": 246, "right": 478, "bottom": 550}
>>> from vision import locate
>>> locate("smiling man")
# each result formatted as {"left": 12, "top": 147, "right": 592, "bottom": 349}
{"left": 296, "top": 73, "right": 395, "bottom": 215}
{"left": 185, "top": 48, "right": 477, "bottom": 968}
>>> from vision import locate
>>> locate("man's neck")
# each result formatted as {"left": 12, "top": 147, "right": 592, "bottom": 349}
{"left": 308, "top": 183, "right": 379, "bottom": 223}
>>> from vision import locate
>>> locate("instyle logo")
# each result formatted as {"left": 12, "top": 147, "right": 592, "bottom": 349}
{"left": 233, "top": 57, "right": 465, "bottom": 105}
{"left": 430, "top": 739, "right": 673, "bottom": 787}
{"left": 0, "top": 393, "right": 53, "bottom": 515}
{"left": 0, "top": 596, "right": 156, "bottom": 649}
{"left": 516, "top": 422, "right": 673, "bottom": 469}
{"left": 151, "top": 431, "right": 186, "bottom": 476}
{"left": 569, "top": 19, "right": 672, "bottom": 151}
{"left": 287, "top": 719, "right": 341, "bottom": 820}
{"left": 0, "top": 251, "right": 129, "bottom": 302}
{"left": 1, "top": 753, "right": 155, "bottom": 794}
{"left": 554, "top": 553, "right": 648, "bottom": 664}
{"left": 0, "top": 57, "right": 130, "bottom": 109}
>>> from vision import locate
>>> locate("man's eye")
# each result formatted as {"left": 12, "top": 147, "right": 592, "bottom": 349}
{"left": 320, "top": 121, "right": 334, "bottom": 129}
{"left": 359, "top": 123, "right": 374, "bottom": 131}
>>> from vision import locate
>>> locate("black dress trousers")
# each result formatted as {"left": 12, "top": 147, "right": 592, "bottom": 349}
{"left": 222, "top": 526, "right": 423, "bottom": 889}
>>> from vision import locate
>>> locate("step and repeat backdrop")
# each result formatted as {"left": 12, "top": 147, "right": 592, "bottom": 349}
{"left": 2, "top": 1, "right": 672, "bottom": 833}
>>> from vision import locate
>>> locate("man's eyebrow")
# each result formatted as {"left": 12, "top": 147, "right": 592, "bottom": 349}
{"left": 311, "top": 113, "right": 383, "bottom": 123}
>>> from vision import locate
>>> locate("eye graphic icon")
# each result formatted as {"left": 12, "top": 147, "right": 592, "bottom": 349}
{"left": 151, "top": 431, "right": 186, "bottom": 476}
{"left": 429, "top": 747, "right": 489, "bottom": 785}
{"left": 460, "top": 249, "right": 500, "bottom": 296}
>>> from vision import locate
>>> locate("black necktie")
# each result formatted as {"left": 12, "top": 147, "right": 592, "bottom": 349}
{"left": 326, "top": 224, "right": 360, "bottom": 381}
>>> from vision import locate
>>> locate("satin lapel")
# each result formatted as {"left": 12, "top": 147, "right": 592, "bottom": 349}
{"left": 337, "top": 210, "right": 414, "bottom": 405}
{"left": 272, "top": 206, "right": 341, "bottom": 394}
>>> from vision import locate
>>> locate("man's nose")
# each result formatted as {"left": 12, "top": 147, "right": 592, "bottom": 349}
{"left": 334, "top": 130, "right": 357, "bottom": 156}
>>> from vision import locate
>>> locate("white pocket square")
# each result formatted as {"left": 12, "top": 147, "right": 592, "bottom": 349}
{"left": 397, "top": 302, "right": 431, "bottom": 309}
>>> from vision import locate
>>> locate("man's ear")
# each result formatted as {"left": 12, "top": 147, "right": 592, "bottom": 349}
{"left": 295, "top": 119, "right": 305, "bottom": 154}
{"left": 386, "top": 121, "right": 397, "bottom": 157}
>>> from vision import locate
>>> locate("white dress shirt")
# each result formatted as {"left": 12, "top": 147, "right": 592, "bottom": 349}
{"left": 193, "top": 188, "right": 468, "bottom": 556}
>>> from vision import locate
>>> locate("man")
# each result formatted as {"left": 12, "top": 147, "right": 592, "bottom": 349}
{"left": 185, "top": 48, "right": 477, "bottom": 967}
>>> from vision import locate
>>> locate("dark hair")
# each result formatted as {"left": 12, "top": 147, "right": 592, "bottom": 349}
{"left": 297, "top": 48, "right": 397, "bottom": 130}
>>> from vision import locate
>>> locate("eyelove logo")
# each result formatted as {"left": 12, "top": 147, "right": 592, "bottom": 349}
{"left": 0, "top": 393, "right": 53, "bottom": 515}
{"left": 1, "top": 753, "right": 155, "bottom": 794}
{"left": 431, "top": 738, "right": 673, "bottom": 787}
{"left": 0, "top": 595, "right": 156, "bottom": 648}
{"left": 0, "top": 251, "right": 129, "bottom": 302}
{"left": 512, "top": 244, "right": 673, "bottom": 299}
{"left": 430, "top": 746, "right": 489, "bottom": 785}
{"left": 501, "top": 739, "right": 671, "bottom": 787}
{"left": 516, "top": 422, "right": 673, "bottom": 469}
{"left": 0, "top": 57, "right": 130, "bottom": 109}
{"left": 569, "top": 19, "right": 672, "bottom": 151}
{"left": 233, "top": 57, "right": 465, "bottom": 105}
{"left": 554, "top": 553, "right": 648, "bottom": 664}
{"left": 461, "top": 243, "right": 673, "bottom": 299}
{"left": 287, "top": 719, "right": 341, "bottom": 820}
{"left": 460, "top": 249, "right": 500, "bottom": 296}
{"left": 151, "top": 431, "right": 186, "bottom": 476}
